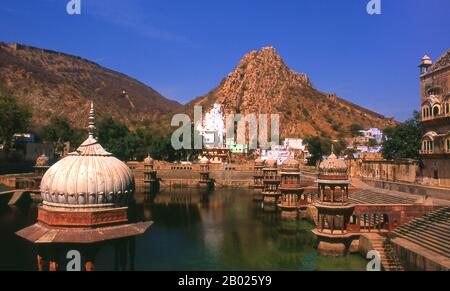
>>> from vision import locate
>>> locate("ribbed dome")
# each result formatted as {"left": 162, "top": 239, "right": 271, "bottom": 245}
{"left": 420, "top": 55, "right": 433, "bottom": 66}
{"left": 35, "top": 153, "right": 49, "bottom": 167}
{"left": 265, "top": 158, "right": 277, "bottom": 169}
{"left": 40, "top": 103, "right": 135, "bottom": 208}
{"left": 319, "top": 153, "right": 348, "bottom": 176}
{"left": 282, "top": 157, "right": 299, "bottom": 170}
{"left": 200, "top": 156, "right": 210, "bottom": 164}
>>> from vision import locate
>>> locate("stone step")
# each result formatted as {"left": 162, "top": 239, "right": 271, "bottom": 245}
{"left": 414, "top": 210, "right": 449, "bottom": 223}
{"left": 370, "top": 239, "right": 405, "bottom": 272}
{"left": 392, "top": 207, "right": 450, "bottom": 257}
{"left": 411, "top": 221, "right": 450, "bottom": 232}
{"left": 394, "top": 227, "right": 449, "bottom": 249}
{"left": 394, "top": 225, "right": 449, "bottom": 242}
{"left": 395, "top": 221, "right": 449, "bottom": 237}
{"left": 406, "top": 217, "right": 450, "bottom": 229}
{"left": 382, "top": 262, "right": 404, "bottom": 268}
{"left": 393, "top": 233, "right": 449, "bottom": 258}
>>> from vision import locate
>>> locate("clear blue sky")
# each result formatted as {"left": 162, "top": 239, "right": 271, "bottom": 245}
{"left": 0, "top": 0, "right": 448, "bottom": 121}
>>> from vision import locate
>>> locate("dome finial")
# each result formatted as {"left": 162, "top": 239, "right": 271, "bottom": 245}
{"left": 88, "top": 101, "right": 96, "bottom": 137}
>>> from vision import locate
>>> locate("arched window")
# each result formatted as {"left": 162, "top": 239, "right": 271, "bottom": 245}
{"left": 422, "top": 139, "right": 434, "bottom": 154}
{"left": 446, "top": 138, "right": 450, "bottom": 153}
{"left": 422, "top": 106, "right": 431, "bottom": 119}
{"left": 445, "top": 102, "right": 450, "bottom": 116}
{"left": 432, "top": 105, "right": 441, "bottom": 117}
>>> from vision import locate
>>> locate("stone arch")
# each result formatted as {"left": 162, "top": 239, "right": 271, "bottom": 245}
{"left": 422, "top": 103, "right": 431, "bottom": 119}
{"left": 422, "top": 132, "right": 437, "bottom": 153}
{"left": 444, "top": 96, "right": 450, "bottom": 116}
{"left": 432, "top": 104, "right": 441, "bottom": 117}
{"left": 445, "top": 131, "right": 450, "bottom": 152}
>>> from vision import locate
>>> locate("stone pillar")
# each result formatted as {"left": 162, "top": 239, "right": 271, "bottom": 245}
{"left": 49, "top": 260, "right": 58, "bottom": 272}
{"left": 37, "top": 254, "right": 45, "bottom": 272}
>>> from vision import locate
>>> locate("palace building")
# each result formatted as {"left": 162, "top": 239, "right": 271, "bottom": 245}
{"left": 419, "top": 49, "right": 450, "bottom": 187}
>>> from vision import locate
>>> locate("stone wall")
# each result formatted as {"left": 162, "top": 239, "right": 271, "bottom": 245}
{"left": 358, "top": 234, "right": 373, "bottom": 258}
{"left": 421, "top": 157, "right": 450, "bottom": 188}
{"left": 129, "top": 162, "right": 255, "bottom": 188}
{"left": 350, "top": 159, "right": 418, "bottom": 184}
{"left": 0, "top": 173, "right": 34, "bottom": 188}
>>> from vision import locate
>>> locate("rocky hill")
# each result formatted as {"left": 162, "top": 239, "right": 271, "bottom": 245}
{"left": 0, "top": 42, "right": 181, "bottom": 128}
{"left": 185, "top": 46, "right": 395, "bottom": 140}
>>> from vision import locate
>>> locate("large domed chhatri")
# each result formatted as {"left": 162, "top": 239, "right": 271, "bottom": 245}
{"left": 40, "top": 103, "right": 135, "bottom": 207}
{"left": 17, "top": 102, "right": 152, "bottom": 272}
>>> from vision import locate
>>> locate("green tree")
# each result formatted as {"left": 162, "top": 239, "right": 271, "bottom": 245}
{"left": 368, "top": 138, "right": 378, "bottom": 147}
{"left": 333, "top": 139, "right": 348, "bottom": 155}
{"left": 304, "top": 137, "right": 332, "bottom": 166}
{"left": 97, "top": 116, "right": 134, "bottom": 160}
{"left": 344, "top": 147, "right": 358, "bottom": 159}
{"left": 350, "top": 124, "right": 364, "bottom": 137}
{"left": 150, "top": 135, "right": 176, "bottom": 161}
{"left": 382, "top": 111, "right": 423, "bottom": 161}
{"left": 0, "top": 94, "right": 31, "bottom": 152}
{"left": 39, "top": 116, "right": 85, "bottom": 154}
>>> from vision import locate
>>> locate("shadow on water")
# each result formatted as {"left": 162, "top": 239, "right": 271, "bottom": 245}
{"left": 0, "top": 188, "right": 367, "bottom": 271}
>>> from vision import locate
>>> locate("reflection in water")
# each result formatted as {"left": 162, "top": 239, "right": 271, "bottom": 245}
{"left": 0, "top": 205, "right": 37, "bottom": 271}
{"left": 0, "top": 189, "right": 367, "bottom": 271}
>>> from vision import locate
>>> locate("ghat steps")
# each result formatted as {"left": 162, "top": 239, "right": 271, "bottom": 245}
{"left": 369, "top": 235, "right": 405, "bottom": 271}
{"left": 392, "top": 207, "right": 450, "bottom": 259}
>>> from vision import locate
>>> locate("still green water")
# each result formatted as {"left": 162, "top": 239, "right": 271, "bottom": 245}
{"left": 0, "top": 188, "right": 367, "bottom": 271}
{"left": 97, "top": 188, "right": 367, "bottom": 271}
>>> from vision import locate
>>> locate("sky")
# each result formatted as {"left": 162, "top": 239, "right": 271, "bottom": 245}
{"left": 0, "top": 0, "right": 449, "bottom": 121}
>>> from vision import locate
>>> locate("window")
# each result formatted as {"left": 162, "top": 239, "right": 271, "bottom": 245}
{"left": 432, "top": 105, "right": 441, "bottom": 117}
{"left": 422, "top": 106, "right": 431, "bottom": 119}
{"left": 434, "top": 170, "right": 439, "bottom": 180}
{"left": 445, "top": 103, "right": 450, "bottom": 115}
{"left": 422, "top": 139, "right": 434, "bottom": 153}
{"left": 447, "top": 138, "right": 450, "bottom": 152}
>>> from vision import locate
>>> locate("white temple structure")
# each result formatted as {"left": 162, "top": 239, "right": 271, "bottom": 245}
{"left": 197, "top": 104, "right": 225, "bottom": 149}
